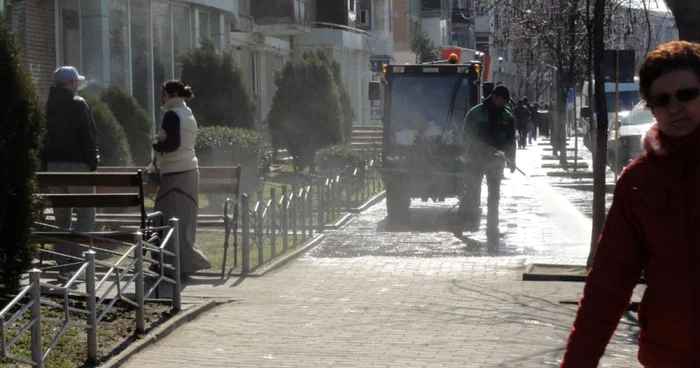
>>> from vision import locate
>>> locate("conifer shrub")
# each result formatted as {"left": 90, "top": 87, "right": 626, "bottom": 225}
{"left": 0, "top": 17, "right": 45, "bottom": 291}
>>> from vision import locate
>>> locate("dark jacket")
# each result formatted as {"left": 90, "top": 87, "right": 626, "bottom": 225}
{"left": 561, "top": 124, "right": 700, "bottom": 368}
{"left": 513, "top": 104, "right": 531, "bottom": 126}
{"left": 461, "top": 97, "right": 516, "bottom": 166}
{"left": 43, "top": 87, "right": 99, "bottom": 170}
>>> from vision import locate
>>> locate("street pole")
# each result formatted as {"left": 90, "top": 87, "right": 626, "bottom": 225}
{"left": 573, "top": 86, "right": 579, "bottom": 172}
{"left": 614, "top": 50, "right": 620, "bottom": 182}
{"left": 588, "top": 0, "right": 609, "bottom": 269}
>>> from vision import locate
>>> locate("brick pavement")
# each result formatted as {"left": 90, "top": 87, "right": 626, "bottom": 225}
{"left": 123, "top": 139, "right": 643, "bottom": 368}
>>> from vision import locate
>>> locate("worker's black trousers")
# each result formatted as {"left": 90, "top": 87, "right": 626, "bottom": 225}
{"left": 458, "top": 161, "right": 504, "bottom": 246}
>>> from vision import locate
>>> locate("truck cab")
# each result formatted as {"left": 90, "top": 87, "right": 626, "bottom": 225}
{"left": 380, "top": 60, "right": 483, "bottom": 221}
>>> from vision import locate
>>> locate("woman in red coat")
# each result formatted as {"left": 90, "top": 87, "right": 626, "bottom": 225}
{"left": 561, "top": 40, "right": 700, "bottom": 368}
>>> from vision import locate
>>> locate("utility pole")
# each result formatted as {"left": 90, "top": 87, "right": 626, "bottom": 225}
{"left": 588, "top": 0, "right": 609, "bottom": 269}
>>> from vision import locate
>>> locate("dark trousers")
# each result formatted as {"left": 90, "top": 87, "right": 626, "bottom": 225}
{"left": 458, "top": 161, "right": 505, "bottom": 245}
{"left": 517, "top": 124, "right": 528, "bottom": 148}
{"left": 47, "top": 162, "right": 96, "bottom": 272}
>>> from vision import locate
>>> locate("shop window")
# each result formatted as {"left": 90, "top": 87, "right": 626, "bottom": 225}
{"left": 130, "top": 0, "right": 150, "bottom": 112}
{"left": 198, "top": 10, "right": 210, "bottom": 44}
{"left": 58, "top": 0, "right": 81, "bottom": 69}
{"left": 173, "top": 5, "right": 191, "bottom": 77}
{"left": 152, "top": 1, "right": 173, "bottom": 112}
{"left": 109, "top": 0, "right": 129, "bottom": 90}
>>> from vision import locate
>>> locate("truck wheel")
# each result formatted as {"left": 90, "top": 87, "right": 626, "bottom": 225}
{"left": 386, "top": 184, "right": 410, "bottom": 222}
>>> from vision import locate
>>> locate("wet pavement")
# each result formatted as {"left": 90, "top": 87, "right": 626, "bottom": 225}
{"left": 539, "top": 137, "right": 616, "bottom": 218}
{"left": 123, "top": 137, "right": 642, "bottom": 368}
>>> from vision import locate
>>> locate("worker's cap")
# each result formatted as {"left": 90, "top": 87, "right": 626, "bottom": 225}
{"left": 492, "top": 85, "right": 510, "bottom": 100}
{"left": 54, "top": 66, "right": 85, "bottom": 85}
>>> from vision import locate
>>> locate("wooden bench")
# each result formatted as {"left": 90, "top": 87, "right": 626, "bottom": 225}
{"left": 34, "top": 171, "right": 163, "bottom": 266}
{"left": 96, "top": 166, "right": 243, "bottom": 278}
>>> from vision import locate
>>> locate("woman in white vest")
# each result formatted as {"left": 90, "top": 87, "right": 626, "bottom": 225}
{"left": 152, "top": 80, "right": 211, "bottom": 279}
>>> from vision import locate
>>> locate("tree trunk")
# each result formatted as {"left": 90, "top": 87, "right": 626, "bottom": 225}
{"left": 588, "top": 0, "right": 609, "bottom": 269}
{"left": 665, "top": 0, "right": 700, "bottom": 42}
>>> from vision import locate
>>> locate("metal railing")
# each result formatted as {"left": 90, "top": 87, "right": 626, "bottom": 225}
{"left": 1, "top": 219, "right": 182, "bottom": 367}
{"left": 226, "top": 158, "right": 384, "bottom": 276}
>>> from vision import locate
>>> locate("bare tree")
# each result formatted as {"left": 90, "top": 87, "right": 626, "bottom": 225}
{"left": 664, "top": 0, "right": 700, "bottom": 41}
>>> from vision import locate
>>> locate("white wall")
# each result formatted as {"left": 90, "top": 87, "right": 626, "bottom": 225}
{"left": 422, "top": 17, "right": 443, "bottom": 46}
{"left": 474, "top": 13, "right": 494, "bottom": 34}
{"left": 370, "top": 0, "right": 394, "bottom": 56}
{"left": 178, "top": 0, "right": 235, "bottom": 13}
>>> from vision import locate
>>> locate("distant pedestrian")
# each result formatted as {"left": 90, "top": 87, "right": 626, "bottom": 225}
{"left": 530, "top": 102, "right": 540, "bottom": 142}
{"left": 513, "top": 99, "right": 530, "bottom": 149}
{"left": 151, "top": 79, "right": 211, "bottom": 279}
{"left": 561, "top": 40, "right": 700, "bottom": 368}
{"left": 42, "top": 66, "right": 99, "bottom": 282}
{"left": 539, "top": 104, "right": 551, "bottom": 138}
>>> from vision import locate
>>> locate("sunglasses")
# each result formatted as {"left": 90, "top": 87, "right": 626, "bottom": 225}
{"left": 648, "top": 87, "right": 700, "bottom": 108}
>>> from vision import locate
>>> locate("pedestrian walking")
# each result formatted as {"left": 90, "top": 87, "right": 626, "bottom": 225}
{"left": 42, "top": 66, "right": 99, "bottom": 282}
{"left": 453, "top": 85, "right": 516, "bottom": 248}
{"left": 513, "top": 99, "right": 530, "bottom": 149}
{"left": 530, "top": 102, "right": 541, "bottom": 142}
{"left": 561, "top": 40, "right": 700, "bottom": 368}
{"left": 539, "top": 104, "right": 551, "bottom": 138}
{"left": 150, "top": 79, "right": 211, "bottom": 279}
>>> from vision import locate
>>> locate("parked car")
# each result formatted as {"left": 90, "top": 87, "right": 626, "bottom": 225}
{"left": 607, "top": 102, "right": 655, "bottom": 175}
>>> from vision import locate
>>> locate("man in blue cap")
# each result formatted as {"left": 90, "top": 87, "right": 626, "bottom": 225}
{"left": 42, "top": 66, "right": 99, "bottom": 282}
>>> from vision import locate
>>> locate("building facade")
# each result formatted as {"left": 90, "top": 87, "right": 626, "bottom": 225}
{"left": 8, "top": 0, "right": 235, "bottom": 124}
{"left": 9, "top": 0, "right": 385, "bottom": 141}
{"left": 392, "top": 0, "right": 421, "bottom": 64}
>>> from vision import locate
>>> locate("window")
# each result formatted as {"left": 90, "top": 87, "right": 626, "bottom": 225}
{"left": 276, "top": 55, "right": 284, "bottom": 71}
{"left": 198, "top": 10, "right": 210, "bottom": 44}
{"left": 622, "top": 103, "right": 655, "bottom": 126}
{"left": 109, "top": 0, "right": 129, "bottom": 90}
{"left": 152, "top": 2, "right": 173, "bottom": 111}
{"left": 59, "top": 0, "right": 81, "bottom": 69}
{"left": 388, "top": 0, "right": 392, "bottom": 31}
{"left": 389, "top": 75, "right": 472, "bottom": 135}
{"left": 130, "top": 0, "right": 150, "bottom": 111}
{"left": 172, "top": 5, "right": 191, "bottom": 78}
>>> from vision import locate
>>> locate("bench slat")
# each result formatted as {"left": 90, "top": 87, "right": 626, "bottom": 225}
{"left": 37, "top": 172, "right": 142, "bottom": 187}
{"left": 39, "top": 193, "right": 142, "bottom": 208}
{"left": 32, "top": 231, "right": 139, "bottom": 244}
{"left": 95, "top": 187, "right": 139, "bottom": 194}
{"left": 99, "top": 166, "right": 240, "bottom": 180}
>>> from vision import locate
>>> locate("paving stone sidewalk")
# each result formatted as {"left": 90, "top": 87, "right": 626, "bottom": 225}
{"left": 123, "top": 139, "right": 643, "bottom": 368}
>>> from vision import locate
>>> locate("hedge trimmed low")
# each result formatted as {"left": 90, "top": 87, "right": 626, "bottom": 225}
{"left": 315, "top": 145, "right": 364, "bottom": 174}
{"left": 195, "top": 126, "right": 269, "bottom": 173}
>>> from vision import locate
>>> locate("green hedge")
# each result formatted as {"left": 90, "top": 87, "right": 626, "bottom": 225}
{"left": 195, "top": 126, "right": 269, "bottom": 173}
{"left": 0, "top": 16, "right": 45, "bottom": 291}
{"left": 267, "top": 51, "right": 343, "bottom": 172}
{"left": 315, "top": 145, "right": 364, "bottom": 174}
{"left": 79, "top": 92, "right": 134, "bottom": 167}
{"left": 180, "top": 39, "right": 256, "bottom": 129}
{"left": 101, "top": 84, "right": 153, "bottom": 165}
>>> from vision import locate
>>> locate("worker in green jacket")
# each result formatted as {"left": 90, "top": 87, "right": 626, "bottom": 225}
{"left": 453, "top": 85, "right": 516, "bottom": 249}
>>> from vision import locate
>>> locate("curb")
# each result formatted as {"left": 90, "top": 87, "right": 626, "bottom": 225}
{"left": 347, "top": 190, "right": 386, "bottom": 213}
{"left": 324, "top": 213, "right": 354, "bottom": 230}
{"left": 99, "top": 299, "right": 228, "bottom": 368}
{"left": 248, "top": 234, "right": 327, "bottom": 277}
